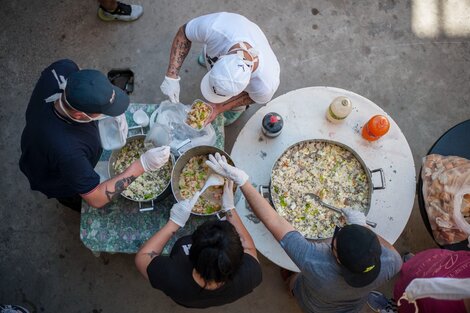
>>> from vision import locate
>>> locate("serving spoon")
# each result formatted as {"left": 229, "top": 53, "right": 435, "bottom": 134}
{"left": 305, "top": 193, "right": 377, "bottom": 228}
{"left": 190, "top": 174, "right": 225, "bottom": 203}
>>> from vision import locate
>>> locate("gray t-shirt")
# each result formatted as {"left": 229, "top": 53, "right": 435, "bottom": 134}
{"left": 280, "top": 231, "right": 402, "bottom": 313}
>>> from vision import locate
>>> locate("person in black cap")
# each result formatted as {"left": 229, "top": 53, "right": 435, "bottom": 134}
{"left": 19, "top": 59, "right": 170, "bottom": 211}
{"left": 205, "top": 153, "right": 403, "bottom": 313}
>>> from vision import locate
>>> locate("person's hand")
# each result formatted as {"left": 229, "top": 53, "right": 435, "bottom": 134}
{"left": 222, "top": 180, "right": 235, "bottom": 212}
{"left": 204, "top": 102, "right": 220, "bottom": 125}
{"left": 170, "top": 192, "right": 200, "bottom": 227}
{"left": 205, "top": 153, "right": 249, "bottom": 186}
{"left": 140, "top": 146, "right": 170, "bottom": 172}
{"left": 160, "top": 76, "right": 180, "bottom": 103}
{"left": 342, "top": 208, "right": 367, "bottom": 226}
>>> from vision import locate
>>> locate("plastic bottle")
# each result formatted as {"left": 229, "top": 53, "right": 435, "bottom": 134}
{"left": 262, "top": 112, "right": 284, "bottom": 137}
{"left": 326, "top": 96, "right": 352, "bottom": 123}
{"left": 362, "top": 115, "right": 390, "bottom": 141}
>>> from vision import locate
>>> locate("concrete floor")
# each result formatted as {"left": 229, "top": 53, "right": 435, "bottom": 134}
{"left": 1, "top": 0, "right": 469, "bottom": 312}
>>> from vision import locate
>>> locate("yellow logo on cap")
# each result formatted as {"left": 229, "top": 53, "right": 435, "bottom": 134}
{"left": 363, "top": 265, "right": 375, "bottom": 273}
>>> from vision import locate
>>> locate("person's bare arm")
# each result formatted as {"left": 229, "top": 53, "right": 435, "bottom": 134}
{"left": 166, "top": 25, "right": 192, "bottom": 79}
{"left": 206, "top": 92, "right": 254, "bottom": 124}
{"left": 240, "top": 183, "right": 295, "bottom": 241}
{"left": 134, "top": 220, "right": 180, "bottom": 280}
{"left": 81, "top": 159, "right": 144, "bottom": 208}
{"left": 225, "top": 208, "right": 258, "bottom": 260}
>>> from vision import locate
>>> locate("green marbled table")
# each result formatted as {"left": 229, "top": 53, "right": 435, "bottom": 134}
{"left": 80, "top": 103, "right": 225, "bottom": 255}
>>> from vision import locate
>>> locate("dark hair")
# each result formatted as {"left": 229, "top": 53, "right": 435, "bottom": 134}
{"left": 189, "top": 220, "right": 244, "bottom": 284}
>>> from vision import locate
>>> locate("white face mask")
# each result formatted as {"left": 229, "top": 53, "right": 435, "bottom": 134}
{"left": 58, "top": 96, "right": 107, "bottom": 123}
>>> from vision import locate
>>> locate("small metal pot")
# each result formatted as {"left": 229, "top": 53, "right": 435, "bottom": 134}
{"left": 259, "top": 139, "right": 385, "bottom": 239}
{"left": 108, "top": 134, "right": 174, "bottom": 211}
{"left": 171, "top": 145, "right": 234, "bottom": 216}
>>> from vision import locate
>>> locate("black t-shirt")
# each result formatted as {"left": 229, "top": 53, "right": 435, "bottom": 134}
{"left": 19, "top": 59, "right": 102, "bottom": 198}
{"left": 147, "top": 235, "right": 262, "bottom": 308}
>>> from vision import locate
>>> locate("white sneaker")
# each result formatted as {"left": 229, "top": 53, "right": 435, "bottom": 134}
{"left": 98, "top": 2, "right": 143, "bottom": 22}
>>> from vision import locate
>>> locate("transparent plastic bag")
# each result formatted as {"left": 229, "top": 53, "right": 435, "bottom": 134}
{"left": 422, "top": 154, "right": 470, "bottom": 246}
{"left": 147, "top": 100, "right": 216, "bottom": 154}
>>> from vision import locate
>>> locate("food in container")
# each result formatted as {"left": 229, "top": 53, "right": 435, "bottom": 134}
{"left": 113, "top": 138, "right": 172, "bottom": 201}
{"left": 179, "top": 155, "right": 223, "bottom": 214}
{"left": 186, "top": 100, "right": 213, "bottom": 130}
{"left": 271, "top": 141, "right": 370, "bottom": 239}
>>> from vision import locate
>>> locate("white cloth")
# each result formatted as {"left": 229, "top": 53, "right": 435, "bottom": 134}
{"left": 397, "top": 278, "right": 470, "bottom": 313}
{"left": 185, "top": 12, "right": 280, "bottom": 104}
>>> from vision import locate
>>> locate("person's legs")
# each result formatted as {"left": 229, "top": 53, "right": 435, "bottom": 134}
{"left": 223, "top": 106, "right": 247, "bottom": 126}
{"left": 97, "top": 0, "right": 143, "bottom": 22}
{"left": 56, "top": 194, "right": 82, "bottom": 212}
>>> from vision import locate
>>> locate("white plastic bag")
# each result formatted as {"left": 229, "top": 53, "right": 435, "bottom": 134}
{"left": 422, "top": 154, "right": 470, "bottom": 246}
{"left": 98, "top": 114, "right": 129, "bottom": 150}
{"left": 147, "top": 100, "right": 216, "bottom": 154}
{"left": 397, "top": 278, "right": 470, "bottom": 313}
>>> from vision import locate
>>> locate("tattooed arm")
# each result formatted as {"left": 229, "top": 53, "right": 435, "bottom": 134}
{"left": 225, "top": 208, "right": 259, "bottom": 261}
{"left": 81, "top": 159, "right": 145, "bottom": 208}
{"left": 166, "top": 24, "right": 192, "bottom": 78}
{"left": 205, "top": 92, "right": 255, "bottom": 124}
{"left": 135, "top": 220, "right": 180, "bottom": 280}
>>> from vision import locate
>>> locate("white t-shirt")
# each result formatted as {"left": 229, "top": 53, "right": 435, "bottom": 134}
{"left": 185, "top": 12, "right": 280, "bottom": 104}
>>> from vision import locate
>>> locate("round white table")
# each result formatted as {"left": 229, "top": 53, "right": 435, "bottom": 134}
{"left": 232, "top": 87, "right": 416, "bottom": 271}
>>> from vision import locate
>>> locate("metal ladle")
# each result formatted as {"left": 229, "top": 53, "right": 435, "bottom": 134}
{"left": 305, "top": 193, "right": 377, "bottom": 228}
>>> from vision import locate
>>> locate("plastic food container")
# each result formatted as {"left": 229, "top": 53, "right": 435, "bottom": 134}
{"left": 98, "top": 117, "right": 127, "bottom": 150}
{"left": 185, "top": 99, "right": 213, "bottom": 131}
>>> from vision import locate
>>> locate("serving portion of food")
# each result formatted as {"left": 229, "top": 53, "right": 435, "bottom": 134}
{"left": 178, "top": 155, "right": 223, "bottom": 215}
{"left": 113, "top": 138, "right": 172, "bottom": 201}
{"left": 186, "top": 100, "right": 212, "bottom": 130}
{"left": 271, "top": 140, "right": 370, "bottom": 239}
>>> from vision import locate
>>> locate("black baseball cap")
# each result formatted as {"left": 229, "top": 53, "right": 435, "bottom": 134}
{"left": 335, "top": 224, "right": 382, "bottom": 288}
{"left": 64, "top": 69, "right": 129, "bottom": 116}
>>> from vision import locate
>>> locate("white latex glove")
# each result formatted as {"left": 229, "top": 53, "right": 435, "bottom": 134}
{"left": 160, "top": 76, "right": 181, "bottom": 103}
{"left": 140, "top": 146, "right": 170, "bottom": 172}
{"left": 170, "top": 192, "right": 200, "bottom": 227}
{"left": 342, "top": 208, "right": 367, "bottom": 226}
{"left": 205, "top": 153, "right": 249, "bottom": 186}
{"left": 222, "top": 180, "right": 235, "bottom": 212}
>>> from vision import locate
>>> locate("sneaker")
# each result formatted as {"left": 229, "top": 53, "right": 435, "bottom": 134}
{"left": 367, "top": 291, "right": 397, "bottom": 313}
{"left": 0, "top": 305, "right": 30, "bottom": 313}
{"left": 98, "top": 2, "right": 143, "bottom": 22}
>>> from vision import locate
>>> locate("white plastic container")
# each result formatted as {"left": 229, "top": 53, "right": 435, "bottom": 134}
{"left": 326, "top": 96, "right": 352, "bottom": 123}
{"left": 98, "top": 116, "right": 128, "bottom": 150}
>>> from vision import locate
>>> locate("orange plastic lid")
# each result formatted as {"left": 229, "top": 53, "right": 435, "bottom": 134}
{"left": 367, "top": 115, "right": 390, "bottom": 136}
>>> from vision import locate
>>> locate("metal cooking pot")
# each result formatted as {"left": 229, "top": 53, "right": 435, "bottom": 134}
{"left": 108, "top": 134, "right": 175, "bottom": 211}
{"left": 171, "top": 145, "right": 235, "bottom": 216}
{"left": 259, "top": 139, "right": 385, "bottom": 239}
